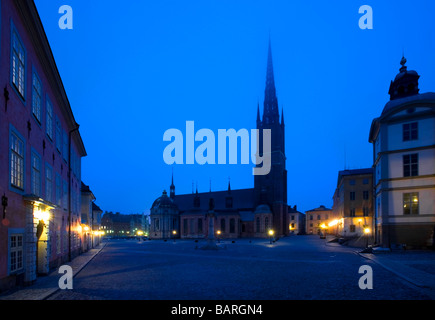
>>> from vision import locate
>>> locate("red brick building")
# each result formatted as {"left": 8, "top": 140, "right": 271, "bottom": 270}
{"left": 0, "top": 0, "right": 86, "bottom": 291}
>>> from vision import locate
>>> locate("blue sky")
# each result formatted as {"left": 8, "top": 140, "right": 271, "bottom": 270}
{"left": 34, "top": 0, "right": 435, "bottom": 214}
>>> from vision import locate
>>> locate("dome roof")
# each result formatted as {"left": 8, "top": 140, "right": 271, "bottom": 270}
{"left": 255, "top": 204, "right": 272, "bottom": 214}
{"left": 151, "top": 190, "right": 177, "bottom": 209}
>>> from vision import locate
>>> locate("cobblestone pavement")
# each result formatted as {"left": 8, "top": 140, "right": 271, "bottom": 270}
{"left": 1, "top": 236, "right": 434, "bottom": 300}
{"left": 50, "top": 236, "right": 434, "bottom": 300}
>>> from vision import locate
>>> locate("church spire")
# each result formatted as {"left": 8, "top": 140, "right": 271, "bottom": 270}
{"left": 170, "top": 169, "right": 175, "bottom": 199}
{"left": 263, "top": 38, "right": 279, "bottom": 124}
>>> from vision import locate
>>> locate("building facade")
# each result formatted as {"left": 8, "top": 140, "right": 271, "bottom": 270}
{"left": 101, "top": 212, "right": 146, "bottom": 237}
{"left": 288, "top": 205, "right": 305, "bottom": 235}
{"left": 0, "top": 0, "right": 86, "bottom": 291}
{"left": 369, "top": 57, "right": 435, "bottom": 249}
{"left": 305, "top": 205, "right": 332, "bottom": 235}
{"left": 150, "top": 41, "right": 289, "bottom": 240}
{"left": 331, "top": 169, "right": 374, "bottom": 239}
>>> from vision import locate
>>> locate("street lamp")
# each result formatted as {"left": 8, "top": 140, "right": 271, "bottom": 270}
{"left": 216, "top": 230, "right": 221, "bottom": 243}
{"left": 268, "top": 229, "right": 274, "bottom": 244}
{"left": 364, "top": 227, "right": 370, "bottom": 248}
{"left": 172, "top": 230, "right": 177, "bottom": 243}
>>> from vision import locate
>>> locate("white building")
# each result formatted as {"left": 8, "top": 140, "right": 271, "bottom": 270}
{"left": 369, "top": 57, "right": 435, "bottom": 249}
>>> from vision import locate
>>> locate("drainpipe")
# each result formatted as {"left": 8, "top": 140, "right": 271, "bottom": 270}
{"left": 68, "top": 124, "right": 80, "bottom": 262}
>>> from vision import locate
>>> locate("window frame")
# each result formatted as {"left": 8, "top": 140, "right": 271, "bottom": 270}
{"left": 403, "top": 153, "right": 419, "bottom": 177}
{"left": 8, "top": 230, "right": 24, "bottom": 275}
{"left": 10, "top": 22, "right": 27, "bottom": 102}
{"left": 9, "top": 125, "right": 26, "bottom": 193}
{"left": 31, "top": 68, "right": 43, "bottom": 125}
{"left": 30, "top": 149, "right": 42, "bottom": 197}
{"left": 403, "top": 122, "right": 418, "bottom": 142}
{"left": 403, "top": 192, "right": 419, "bottom": 215}
{"left": 46, "top": 95, "right": 54, "bottom": 141}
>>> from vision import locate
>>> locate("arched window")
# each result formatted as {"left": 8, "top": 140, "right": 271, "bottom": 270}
{"left": 256, "top": 217, "right": 260, "bottom": 233}
{"left": 265, "top": 217, "right": 269, "bottom": 231}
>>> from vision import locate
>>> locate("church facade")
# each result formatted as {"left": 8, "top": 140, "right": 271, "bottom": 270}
{"left": 150, "top": 42, "right": 290, "bottom": 240}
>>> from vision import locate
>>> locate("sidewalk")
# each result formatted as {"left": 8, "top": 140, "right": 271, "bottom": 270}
{"left": 358, "top": 249, "right": 435, "bottom": 297}
{"left": 0, "top": 243, "right": 106, "bottom": 300}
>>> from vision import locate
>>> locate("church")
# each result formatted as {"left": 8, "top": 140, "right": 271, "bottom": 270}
{"left": 150, "top": 42, "right": 290, "bottom": 239}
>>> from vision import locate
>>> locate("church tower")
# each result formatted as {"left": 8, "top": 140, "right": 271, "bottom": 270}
{"left": 254, "top": 39, "right": 288, "bottom": 236}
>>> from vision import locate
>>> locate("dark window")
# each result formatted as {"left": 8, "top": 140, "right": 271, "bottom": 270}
{"left": 350, "top": 225, "right": 356, "bottom": 232}
{"left": 403, "top": 122, "right": 418, "bottom": 141}
{"left": 265, "top": 217, "right": 269, "bottom": 231}
{"left": 309, "top": 215, "right": 313, "bottom": 221}
{"left": 363, "top": 179, "right": 369, "bottom": 185}
{"left": 198, "top": 219, "right": 203, "bottom": 234}
{"left": 350, "top": 208, "right": 356, "bottom": 217}
{"left": 256, "top": 217, "right": 260, "bottom": 233}
{"left": 350, "top": 192, "right": 356, "bottom": 201}
{"left": 403, "top": 154, "right": 418, "bottom": 177}
{"left": 230, "top": 219, "right": 235, "bottom": 233}
{"left": 183, "top": 219, "right": 188, "bottom": 235}
{"left": 363, "top": 191, "right": 369, "bottom": 200}
{"left": 221, "top": 219, "right": 226, "bottom": 233}
{"left": 317, "top": 215, "right": 321, "bottom": 220}
{"left": 349, "top": 179, "right": 356, "bottom": 186}
{"left": 363, "top": 207, "right": 369, "bottom": 216}
{"left": 403, "top": 193, "right": 419, "bottom": 215}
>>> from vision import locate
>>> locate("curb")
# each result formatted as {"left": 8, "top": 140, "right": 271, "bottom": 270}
{"left": 357, "top": 252, "right": 429, "bottom": 289}
{"left": 42, "top": 242, "right": 107, "bottom": 300}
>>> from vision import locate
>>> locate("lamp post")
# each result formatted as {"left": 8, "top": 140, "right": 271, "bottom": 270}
{"left": 172, "top": 230, "right": 177, "bottom": 243}
{"left": 268, "top": 229, "right": 274, "bottom": 244}
{"left": 364, "top": 227, "right": 370, "bottom": 248}
{"left": 216, "top": 230, "right": 221, "bottom": 243}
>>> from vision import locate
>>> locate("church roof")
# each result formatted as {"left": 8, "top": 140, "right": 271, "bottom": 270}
{"left": 174, "top": 188, "right": 255, "bottom": 212}
{"left": 151, "top": 190, "right": 177, "bottom": 209}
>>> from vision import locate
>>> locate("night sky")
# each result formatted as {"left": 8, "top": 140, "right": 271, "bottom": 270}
{"left": 34, "top": 0, "right": 435, "bottom": 215}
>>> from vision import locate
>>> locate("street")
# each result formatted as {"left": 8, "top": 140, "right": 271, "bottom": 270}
{"left": 47, "top": 236, "right": 434, "bottom": 300}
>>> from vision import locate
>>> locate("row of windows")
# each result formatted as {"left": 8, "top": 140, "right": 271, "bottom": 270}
{"left": 9, "top": 21, "right": 81, "bottom": 179}
{"left": 349, "top": 191, "right": 370, "bottom": 201}
{"left": 10, "top": 127, "right": 80, "bottom": 211}
{"left": 349, "top": 208, "right": 371, "bottom": 217}
{"left": 309, "top": 214, "right": 329, "bottom": 220}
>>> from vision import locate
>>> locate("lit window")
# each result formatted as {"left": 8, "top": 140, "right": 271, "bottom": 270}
{"left": 403, "top": 193, "right": 419, "bottom": 215}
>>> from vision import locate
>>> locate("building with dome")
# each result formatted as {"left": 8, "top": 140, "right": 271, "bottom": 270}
{"left": 369, "top": 57, "right": 435, "bottom": 249}
{"left": 149, "top": 41, "right": 292, "bottom": 240}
